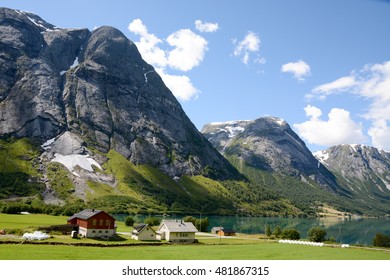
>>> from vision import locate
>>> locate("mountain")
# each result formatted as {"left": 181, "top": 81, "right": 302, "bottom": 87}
{"left": 1, "top": 8, "right": 300, "bottom": 216}
{"left": 0, "top": 7, "right": 238, "bottom": 180}
{"left": 202, "top": 117, "right": 341, "bottom": 193}
{"left": 314, "top": 144, "right": 390, "bottom": 211}
{"left": 202, "top": 117, "right": 390, "bottom": 215}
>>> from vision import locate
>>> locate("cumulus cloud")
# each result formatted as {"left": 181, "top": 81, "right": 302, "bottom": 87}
{"left": 293, "top": 105, "right": 367, "bottom": 147}
{"left": 307, "top": 60, "right": 390, "bottom": 150}
{"left": 128, "top": 19, "right": 209, "bottom": 101}
{"left": 281, "top": 60, "right": 311, "bottom": 81}
{"left": 195, "top": 20, "right": 219, "bottom": 33}
{"left": 233, "top": 31, "right": 262, "bottom": 65}
{"left": 128, "top": 19, "right": 167, "bottom": 67}
{"left": 166, "top": 29, "right": 208, "bottom": 71}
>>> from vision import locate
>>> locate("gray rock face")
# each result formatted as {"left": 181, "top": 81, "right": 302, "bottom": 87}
{"left": 202, "top": 117, "right": 341, "bottom": 193}
{"left": 0, "top": 8, "right": 239, "bottom": 179}
{"left": 314, "top": 144, "right": 390, "bottom": 195}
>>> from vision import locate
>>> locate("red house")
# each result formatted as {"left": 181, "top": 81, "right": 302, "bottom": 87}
{"left": 67, "top": 209, "right": 116, "bottom": 238}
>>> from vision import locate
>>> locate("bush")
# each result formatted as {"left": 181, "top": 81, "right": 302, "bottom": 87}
{"left": 273, "top": 225, "right": 282, "bottom": 238}
{"left": 144, "top": 217, "right": 161, "bottom": 226}
{"left": 125, "top": 216, "right": 135, "bottom": 227}
{"left": 307, "top": 227, "right": 327, "bottom": 242}
{"left": 373, "top": 233, "right": 390, "bottom": 248}
{"left": 281, "top": 228, "right": 300, "bottom": 240}
{"left": 265, "top": 224, "right": 272, "bottom": 237}
{"left": 183, "top": 216, "right": 209, "bottom": 232}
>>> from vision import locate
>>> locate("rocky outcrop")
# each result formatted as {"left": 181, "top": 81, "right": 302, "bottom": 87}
{"left": 314, "top": 144, "right": 390, "bottom": 195}
{"left": 0, "top": 7, "right": 240, "bottom": 179}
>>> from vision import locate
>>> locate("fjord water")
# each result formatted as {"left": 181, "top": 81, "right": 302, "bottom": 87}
{"left": 117, "top": 215, "right": 390, "bottom": 246}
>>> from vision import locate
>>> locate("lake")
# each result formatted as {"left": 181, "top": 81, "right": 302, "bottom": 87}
{"left": 114, "top": 214, "right": 390, "bottom": 246}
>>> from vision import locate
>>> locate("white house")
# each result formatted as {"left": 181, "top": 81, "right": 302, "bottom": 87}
{"left": 156, "top": 220, "right": 198, "bottom": 243}
{"left": 131, "top": 224, "right": 156, "bottom": 241}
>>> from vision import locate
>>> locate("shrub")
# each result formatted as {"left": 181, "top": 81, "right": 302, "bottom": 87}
{"left": 183, "top": 216, "right": 209, "bottom": 232}
{"left": 307, "top": 227, "right": 327, "bottom": 242}
{"left": 144, "top": 217, "right": 161, "bottom": 226}
{"left": 273, "top": 225, "right": 282, "bottom": 238}
{"left": 265, "top": 224, "right": 272, "bottom": 237}
{"left": 373, "top": 233, "right": 390, "bottom": 248}
{"left": 281, "top": 228, "right": 300, "bottom": 240}
{"left": 125, "top": 216, "right": 135, "bottom": 227}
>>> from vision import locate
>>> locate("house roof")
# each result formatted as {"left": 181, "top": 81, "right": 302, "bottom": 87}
{"left": 159, "top": 220, "right": 198, "bottom": 233}
{"left": 67, "top": 209, "right": 113, "bottom": 221}
{"left": 132, "top": 223, "right": 156, "bottom": 235}
{"left": 211, "top": 227, "right": 224, "bottom": 231}
{"left": 133, "top": 223, "right": 148, "bottom": 232}
{"left": 221, "top": 228, "right": 235, "bottom": 233}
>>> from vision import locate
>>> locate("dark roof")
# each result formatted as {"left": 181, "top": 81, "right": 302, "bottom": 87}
{"left": 67, "top": 209, "right": 113, "bottom": 221}
{"left": 133, "top": 223, "right": 148, "bottom": 232}
{"left": 221, "top": 228, "right": 235, "bottom": 233}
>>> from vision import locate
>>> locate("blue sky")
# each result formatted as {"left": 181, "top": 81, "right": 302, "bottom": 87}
{"left": 2, "top": 0, "right": 390, "bottom": 151}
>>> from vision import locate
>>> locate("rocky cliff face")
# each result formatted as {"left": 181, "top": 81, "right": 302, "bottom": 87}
{"left": 0, "top": 7, "right": 239, "bottom": 179}
{"left": 314, "top": 144, "right": 390, "bottom": 196}
{"left": 202, "top": 117, "right": 341, "bottom": 194}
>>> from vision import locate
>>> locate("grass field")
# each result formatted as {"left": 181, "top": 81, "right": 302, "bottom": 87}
{"left": 0, "top": 213, "right": 389, "bottom": 260}
{"left": 0, "top": 242, "right": 389, "bottom": 260}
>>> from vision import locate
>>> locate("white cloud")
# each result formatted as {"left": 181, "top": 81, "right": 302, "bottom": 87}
{"left": 155, "top": 68, "right": 199, "bottom": 101}
{"left": 128, "top": 19, "right": 210, "bottom": 101}
{"left": 311, "top": 76, "right": 357, "bottom": 98}
{"left": 233, "top": 31, "right": 262, "bottom": 65}
{"left": 128, "top": 19, "right": 167, "bottom": 67}
{"left": 307, "top": 60, "right": 390, "bottom": 150}
{"left": 195, "top": 20, "right": 219, "bottom": 33}
{"left": 281, "top": 60, "right": 311, "bottom": 81}
{"left": 293, "top": 105, "right": 367, "bottom": 147}
{"left": 368, "top": 121, "right": 390, "bottom": 151}
{"left": 166, "top": 29, "right": 208, "bottom": 71}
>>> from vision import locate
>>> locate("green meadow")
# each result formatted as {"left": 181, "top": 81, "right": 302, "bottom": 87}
{"left": 0, "top": 213, "right": 389, "bottom": 260}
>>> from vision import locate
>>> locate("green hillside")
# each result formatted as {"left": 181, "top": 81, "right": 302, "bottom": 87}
{"left": 0, "top": 138, "right": 302, "bottom": 217}
{"left": 226, "top": 154, "right": 390, "bottom": 216}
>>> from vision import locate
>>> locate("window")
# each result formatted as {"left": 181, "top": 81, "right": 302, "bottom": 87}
{"left": 93, "top": 219, "right": 97, "bottom": 226}
{"left": 106, "top": 220, "right": 110, "bottom": 226}
{"left": 92, "top": 230, "right": 96, "bottom": 233}
{"left": 99, "top": 219, "right": 103, "bottom": 226}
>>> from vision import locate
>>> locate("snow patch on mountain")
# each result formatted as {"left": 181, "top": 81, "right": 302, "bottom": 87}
{"left": 51, "top": 153, "right": 102, "bottom": 176}
{"left": 313, "top": 150, "right": 330, "bottom": 165}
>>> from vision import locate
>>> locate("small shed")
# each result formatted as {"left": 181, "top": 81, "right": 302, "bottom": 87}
{"left": 131, "top": 224, "right": 156, "bottom": 241}
{"left": 219, "top": 228, "right": 236, "bottom": 236}
{"left": 211, "top": 226, "right": 224, "bottom": 234}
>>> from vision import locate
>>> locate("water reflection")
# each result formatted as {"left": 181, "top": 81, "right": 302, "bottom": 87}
{"left": 114, "top": 214, "right": 390, "bottom": 245}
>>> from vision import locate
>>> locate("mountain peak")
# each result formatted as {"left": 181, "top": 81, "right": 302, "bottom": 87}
{"left": 203, "top": 116, "right": 340, "bottom": 193}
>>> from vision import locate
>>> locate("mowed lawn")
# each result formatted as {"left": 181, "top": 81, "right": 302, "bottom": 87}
{"left": 1, "top": 213, "right": 389, "bottom": 260}
{"left": 0, "top": 243, "right": 389, "bottom": 260}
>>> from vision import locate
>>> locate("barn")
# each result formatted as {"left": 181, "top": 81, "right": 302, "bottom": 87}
{"left": 67, "top": 209, "right": 116, "bottom": 238}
